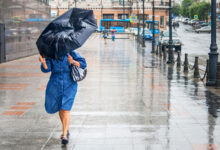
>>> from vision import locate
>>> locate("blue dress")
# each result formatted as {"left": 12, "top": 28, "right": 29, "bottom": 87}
{"left": 41, "top": 51, "right": 87, "bottom": 114}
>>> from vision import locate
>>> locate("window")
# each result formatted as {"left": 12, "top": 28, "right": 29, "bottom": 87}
{"left": 103, "top": 14, "right": 114, "bottom": 19}
{"left": 160, "top": 16, "right": 164, "bottom": 28}
{"left": 118, "top": 14, "right": 128, "bottom": 19}
{"left": 137, "top": 14, "right": 148, "bottom": 20}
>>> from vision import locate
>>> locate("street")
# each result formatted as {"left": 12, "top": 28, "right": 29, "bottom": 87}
{"left": 0, "top": 34, "right": 220, "bottom": 149}
{"left": 175, "top": 23, "right": 220, "bottom": 70}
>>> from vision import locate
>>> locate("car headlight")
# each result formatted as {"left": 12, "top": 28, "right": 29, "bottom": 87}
{"left": 174, "top": 40, "right": 181, "bottom": 44}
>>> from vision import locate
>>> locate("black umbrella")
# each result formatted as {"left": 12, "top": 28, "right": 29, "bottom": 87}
{"left": 36, "top": 8, "right": 97, "bottom": 59}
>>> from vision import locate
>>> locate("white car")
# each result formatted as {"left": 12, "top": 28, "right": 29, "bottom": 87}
{"left": 160, "top": 31, "right": 182, "bottom": 51}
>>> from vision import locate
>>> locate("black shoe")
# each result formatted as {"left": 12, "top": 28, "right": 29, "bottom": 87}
{"left": 61, "top": 136, "right": 69, "bottom": 145}
{"left": 60, "top": 130, "right": 70, "bottom": 139}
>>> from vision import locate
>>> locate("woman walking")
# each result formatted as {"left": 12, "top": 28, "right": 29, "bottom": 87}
{"left": 39, "top": 51, "right": 86, "bottom": 145}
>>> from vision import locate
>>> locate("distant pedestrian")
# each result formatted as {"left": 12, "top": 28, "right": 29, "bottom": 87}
{"left": 111, "top": 30, "right": 116, "bottom": 44}
{"left": 39, "top": 51, "right": 86, "bottom": 145}
{"left": 103, "top": 30, "right": 108, "bottom": 44}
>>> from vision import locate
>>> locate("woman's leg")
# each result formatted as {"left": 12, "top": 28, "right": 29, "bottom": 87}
{"left": 59, "top": 109, "right": 70, "bottom": 137}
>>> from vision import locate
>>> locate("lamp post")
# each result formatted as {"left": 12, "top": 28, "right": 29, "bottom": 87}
{"left": 206, "top": 0, "right": 219, "bottom": 86}
{"left": 74, "top": 0, "right": 77, "bottom": 8}
{"left": 152, "top": 0, "right": 155, "bottom": 53}
{"left": 167, "top": 0, "right": 174, "bottom": 64}
{"left": 137, "top": 0, "right": 140, "bottom": 41}
{"left": 142, "top": 0, "right": 145, "bottom": 47}
{"left": 123, "top": 0, "right": 125, "bottom": 19}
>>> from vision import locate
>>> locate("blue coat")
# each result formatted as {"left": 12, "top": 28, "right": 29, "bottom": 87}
{"left": 41, "top": 51, "right": 87, "bottom": 114}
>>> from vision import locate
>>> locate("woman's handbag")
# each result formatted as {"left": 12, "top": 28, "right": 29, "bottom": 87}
{"left": 70, "top": 64, "right": 87, "bottom": 82}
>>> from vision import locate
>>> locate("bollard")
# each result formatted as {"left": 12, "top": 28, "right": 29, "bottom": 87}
{"left": 183, "top": 53, "right": 189, "bottom": 73}
{"left": 215, "top": 62, "right": 220, "bottom": 88}
{"left": 159, "top": 45, "right": 162, "bottom": 58}
{"left": 163, "top": 48, "right": 167, "bottom": 61}
{"left": 176, "top": 51, "right": 181, "bottom": 68}
{"left": 206, "top": 59, "right": 209, "bottom": 82}
{"left": 193, "top": 56, "right": 200, "bottom": 78}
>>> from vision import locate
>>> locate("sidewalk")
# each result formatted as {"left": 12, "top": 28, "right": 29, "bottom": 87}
{"left": 0, "top": 33, "right": 220, "bottom": 150}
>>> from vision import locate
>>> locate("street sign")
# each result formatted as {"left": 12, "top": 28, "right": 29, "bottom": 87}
{"left": 194, "top": 15, "right": 198, "bottom": 19}
{"left": 130, "top": 14, "right": 138, "bottom": 23}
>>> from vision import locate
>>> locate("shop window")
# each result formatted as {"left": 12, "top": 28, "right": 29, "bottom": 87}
{"left": 103, "top": 14, "right": 114, "bottom": 19}
{"left": 118, "top": 14, "right": 128, "bottom": 19}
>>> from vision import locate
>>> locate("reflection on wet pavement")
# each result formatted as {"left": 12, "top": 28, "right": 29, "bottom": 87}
{"left": 0, "top": 33, "right": 219, "bottom": 150}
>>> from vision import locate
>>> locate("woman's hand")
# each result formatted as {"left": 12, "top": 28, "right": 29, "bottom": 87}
{"left": 39, "top": 55, "right": 48, "bottom": 69}
{"left": 68, "top": 55, "right": 80, "bottom": 67}
{"left": 39, "top": 55, "right": 46, "bottom": 63}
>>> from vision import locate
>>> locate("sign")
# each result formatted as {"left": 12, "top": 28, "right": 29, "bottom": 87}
{"left": 194, "top": 15, "right": 198, "bottom": 19}
{"left": 130, "top": 14, "right": 138, "bottom": 23}
{"left": 51, "top": 10, "right": 57, "bottom": 17}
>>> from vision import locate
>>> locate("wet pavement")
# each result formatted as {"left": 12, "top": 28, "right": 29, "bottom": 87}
{"left": 0, "top": 33, "right": 220, "bottom": 150}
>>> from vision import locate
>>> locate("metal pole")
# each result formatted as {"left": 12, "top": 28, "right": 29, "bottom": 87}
{"left": 167, "top": 0, "right": 174, "bottom": 64}
{"left": 0, "top": 24, "right": 6, "bottom": 63}
{"left": 123, "top": 0, "right": 125, "bottom": 19}
{"left": 137, "top": 0, "right": 140, "bottom": 40}
{"left": 206, "top": 0, "right": 219, "bottom": 86}
{"left": 75, "top": 0, "right": 77, "bottom": 8}
{"left": 142, "top": 0, "right": 145, "bottom": 47}
{"left": 152, "top": 0, "right": 155, "bottom": 53}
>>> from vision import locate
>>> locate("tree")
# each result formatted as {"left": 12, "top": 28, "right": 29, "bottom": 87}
{"left": 181, "top": 0, "right": 194, "bottom": 17}
{"left": 188, "top": 1, "right": 210, "bottom": 21}
{"left": 172, "top": 3, "right": 181, "bottom": 16}
{"left": 198, "top": 2, "right": 210, "bottom": 21}
{"left": 189, "top": 2, "right": 199, "bottom": 19}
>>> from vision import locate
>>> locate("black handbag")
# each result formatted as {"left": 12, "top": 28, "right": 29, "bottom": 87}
{"left": 70, "top": 64, "right": 87, "bottom": 82}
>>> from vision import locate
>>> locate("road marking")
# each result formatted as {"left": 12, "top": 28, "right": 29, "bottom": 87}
{"left": 2, "top": 111, "right": 24, "bottom": 116}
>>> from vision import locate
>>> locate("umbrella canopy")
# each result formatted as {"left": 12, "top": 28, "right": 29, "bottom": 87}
{"left": 36, "top": 8, "right": 97, "bottom": 59}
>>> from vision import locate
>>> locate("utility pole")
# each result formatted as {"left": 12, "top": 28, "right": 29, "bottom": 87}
{"left": 142, "top": 0, "right": 145, "bottom": 47}
{"left": 167, "top": 0, "right": 174, "bottom": 64}
{"left": 206, "top": 0, "right": 219, "bottom": 86}
{"left": 152, "top": 0, "right": 155, "bottom": 53}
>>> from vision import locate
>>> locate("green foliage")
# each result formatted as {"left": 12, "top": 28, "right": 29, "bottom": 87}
{"left": 172, "top": 4, "right": 181, "bottom": 16}
{"left": 181, "top": 0, "right": 194, "bottom": 17}
{"left": 187, "top": 1, "right": 210, "bottom": 20}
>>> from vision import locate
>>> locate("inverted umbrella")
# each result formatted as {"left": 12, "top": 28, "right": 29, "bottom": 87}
{"left": 36, "top": 8, "right": 97, "bottom": 59}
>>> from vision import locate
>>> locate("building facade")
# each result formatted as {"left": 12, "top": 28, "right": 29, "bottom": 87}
{"left": 49, "top": 0, "right": 169, "bottom": 31}
{"left": 0, "top": 0, "right": 50, "bottom": 61}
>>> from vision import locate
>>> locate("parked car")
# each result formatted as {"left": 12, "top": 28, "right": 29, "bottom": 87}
{"left": 159, "top": 31, "right": 182, "bottom": 51}
{"left": 183, "top": 18, "right": 190, "bottom": 24}
{"left": 141, "top": 28, "right": 152, "bottom": 40}
{"left": 195, "top": 26, "right": 211, "bottom": 33}
{"left": 194, "top": 22, "right": 209, "bottom": 29}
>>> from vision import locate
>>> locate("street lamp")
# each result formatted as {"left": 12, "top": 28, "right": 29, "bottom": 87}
{"left": 152, "top": 0, "right": 155, "bottom": 53}
{"left": 142, "top": 0, "right": 145, "bottom": 47}
{"left": 123, "top": 0, "right": 125, "bottom": 19}
{"left": 206, "top": 0, "right": 219, "bottom": 86}
{"left": 167, "top": 0, "right": 174, "bottom": 64}
{"left": 137, "top": 0, "right": 140, "bottom": 40}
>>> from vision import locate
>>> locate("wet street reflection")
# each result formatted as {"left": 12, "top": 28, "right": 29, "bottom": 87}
{"left": 0, "top": 34, "right": 220, "bottom": 149}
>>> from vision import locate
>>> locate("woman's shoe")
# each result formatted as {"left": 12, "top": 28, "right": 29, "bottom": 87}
{"left": 61, "top": 136, "right": 69, "bottom": 145}
{"left": 60, "top": 130, "right": 70, "bottom": 139}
